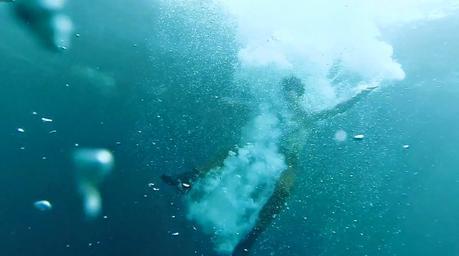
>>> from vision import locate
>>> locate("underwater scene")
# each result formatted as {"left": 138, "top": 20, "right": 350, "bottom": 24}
{"left": 1, "top": 0, "right": 459, "bottom": 255}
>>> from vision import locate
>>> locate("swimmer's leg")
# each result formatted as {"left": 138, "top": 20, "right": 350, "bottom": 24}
{"left": 233, "top": 164, "right": 295, "bottom": 255}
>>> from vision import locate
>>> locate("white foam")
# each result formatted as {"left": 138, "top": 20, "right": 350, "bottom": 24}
{"left": 187, "top": 109, "right": 287, "bottom": 254}
{"left": 218, "top": 0, "right": 458, "bottom": 112}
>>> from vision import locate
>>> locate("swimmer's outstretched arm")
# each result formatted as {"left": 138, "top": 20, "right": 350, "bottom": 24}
{"left": 311, "top": 85, "right": 377, "bottom": 122}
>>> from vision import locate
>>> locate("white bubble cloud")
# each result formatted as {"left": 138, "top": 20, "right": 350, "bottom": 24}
{"left": 187, "top": 108, "right": 287, "bottom": 254}
{"left": 218, "top": 0, "right": 458, "bottom": 110}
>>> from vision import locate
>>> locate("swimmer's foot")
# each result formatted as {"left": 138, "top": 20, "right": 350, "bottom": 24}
{"left": 364, "top": 84, "right": 379, "bottom": 91}
{"left": 161, "top": 174, "right": 180, "bottom": 187}
{"left": 160, "top": 169, "right": 198, "bottom": 192}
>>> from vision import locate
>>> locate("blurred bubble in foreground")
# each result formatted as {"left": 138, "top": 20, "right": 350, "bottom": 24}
{"left": 33, "top": 200, "right": 52, "bottom": 211}
{"left": 334, "top": 130, "right": 348, "bottom": 142}
{"left": 73, "top": 148, "right": 114, "bottom": 220}
{"left": 12, "top": 0, "right": 74, "bottom": 50}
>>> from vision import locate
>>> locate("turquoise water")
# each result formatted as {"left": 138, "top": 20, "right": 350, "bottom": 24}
{"left": 1, "top": 1, "right": 459, "bottom": 255}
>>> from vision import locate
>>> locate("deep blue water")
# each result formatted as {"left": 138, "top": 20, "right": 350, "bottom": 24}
{"left": 1, "top": 1, "right": 459, "bottom": 256}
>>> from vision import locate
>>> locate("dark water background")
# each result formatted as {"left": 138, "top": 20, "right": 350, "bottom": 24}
{"left": 1, "top": 1, "right": 459, "bottom": 256}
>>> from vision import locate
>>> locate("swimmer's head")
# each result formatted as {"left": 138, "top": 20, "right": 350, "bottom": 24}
{"left": 281, "top": 76, "right": 306, "bottom": 114}
{"left": 281, "top": 76, "right": 305, "bottom": 97}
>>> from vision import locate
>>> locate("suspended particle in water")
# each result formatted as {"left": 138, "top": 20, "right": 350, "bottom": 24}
{"left": 41, "top": 117, "right": 53, "bottom": 122}
{"left": 334, "top": 130, "right": 347, "bottom": 142}
{"left": 402, "top": 144, "right": 410, "bottom": 149}
{"left": 17, "top": 128, "right": 25, "bottom": 133}
{"left": 353, "top": 134, "right": 365, "bottom": 140}
{"left": 34, "top": 200, "right": 52, "bottom": 211}
{"left": 171, "top": 232, "right": 180, "bottom": 236}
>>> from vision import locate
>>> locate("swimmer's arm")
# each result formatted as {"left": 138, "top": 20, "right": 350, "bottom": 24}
{"left": 311, "top": 86, "right": 376, "bottom": 122}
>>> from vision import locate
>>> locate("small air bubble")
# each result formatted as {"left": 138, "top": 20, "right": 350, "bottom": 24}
{"left": 41, "top": 117, "right": 53, "bottom": 122}
{"left": 33, "top": 200, "right": 52, "bottom": 211}
{"left": 353, "top": 134, "right": 365, "bottom": 140}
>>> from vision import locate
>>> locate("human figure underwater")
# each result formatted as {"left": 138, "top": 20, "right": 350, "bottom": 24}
{"left": 162, "top": 76, "right": 377, "bottom": 255}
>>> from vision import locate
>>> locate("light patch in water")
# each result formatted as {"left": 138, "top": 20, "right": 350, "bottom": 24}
{"left": 39, "top": 0, "right": 65, "bottom": 10}
{"left": 51, "top": 14, "right": 73, "bottom": 50}
{"left": 334, "top": 130, "right": 348, "bottom": 142}
{"left": 80, "top": 184, "right": 102, "bottom": 219}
